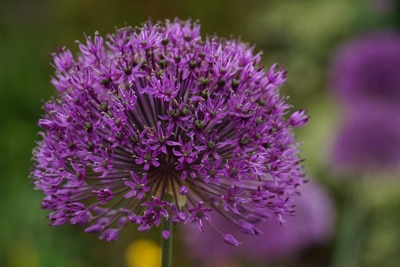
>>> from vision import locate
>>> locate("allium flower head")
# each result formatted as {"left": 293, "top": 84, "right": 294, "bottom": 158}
{"left": 331, "top": 104, "right": 400, "bottom": 173}
{"left": 31, "top": 19, "right": 307, "bottom": 243}
{"left": 368, "top": 0, "right": 398, "bottom": 13}
{"left": 330, "top": 31, "right": 400, "bottom": 109}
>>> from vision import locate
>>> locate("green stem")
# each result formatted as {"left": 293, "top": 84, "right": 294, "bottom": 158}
{"left": 161, "top": 219, "right": 173, "bottom": 267}
{"left": 331, "top": 183, "right": 367, "bottom": 267}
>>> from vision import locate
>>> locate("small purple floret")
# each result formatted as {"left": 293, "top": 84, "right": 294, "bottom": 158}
{"left": 162, "top": 230, "right": 171, "bottom": 239}
{"left": 289, "top": 109, "right": 309, "bottom": 128}
{"left": 92, "top": 188, "right": 113, "bottom": 204}
{"left": 222, "top": 233, "right": 242, "bottom": 247}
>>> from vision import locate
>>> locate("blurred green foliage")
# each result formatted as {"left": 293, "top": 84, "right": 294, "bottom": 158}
{"left": 1, "top": 0, "right": 399, "bottom": 266}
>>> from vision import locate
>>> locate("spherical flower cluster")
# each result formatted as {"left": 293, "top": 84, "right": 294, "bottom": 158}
{"left": 331, "top": 104, "right": 400, "bottom": 173}
{"left": 31, "top": 19, "right": 307, "bottom": 243}
{"left": 181, "top": 180, "right": 334, "bottom": 265}
{"left": 368, "top": 0, "right": 398, "bottom": 13}
{"left": 329, "top": 31, "right": 400, "bottom": 174}
{"left": 330, "top": 31, "right": 400, "bottom": 109}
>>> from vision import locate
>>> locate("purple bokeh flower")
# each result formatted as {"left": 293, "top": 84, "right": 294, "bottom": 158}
{"left": 31, "top": 19, "right": 307, "bottom": 243}
{"left": 368, "top": 0, "right": 398, "bottom": 13}
{"left": 330, "top": 31, "right": 400, "bottom": 109}
{"left": 181, "top": 180, "right": 334, "bottom": 264}
{"left": 330, "top": 104, "right": 400, "bottom": 173}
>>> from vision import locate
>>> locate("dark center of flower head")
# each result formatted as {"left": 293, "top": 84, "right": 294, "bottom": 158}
{"left": 32, "top": 18, "right": 307, "bottom": 245}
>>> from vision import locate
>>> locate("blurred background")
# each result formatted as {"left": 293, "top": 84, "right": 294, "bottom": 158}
{"left": 1, "top": 0, "right": 400, "bottom": 266}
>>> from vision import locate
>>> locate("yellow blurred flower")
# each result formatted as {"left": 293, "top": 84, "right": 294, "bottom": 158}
{"left": 8, "top": 239, "right": 40, "bottom": 267}
{"left": 125, "top": 239, "right": 161, "bottom": 267}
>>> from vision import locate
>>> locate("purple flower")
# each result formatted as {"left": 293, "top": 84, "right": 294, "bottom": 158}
{"left": 181, "top": 180, "right": 335, "bottom": 264}
{"left": 289, "top": 109, "right": 309, "bottom": 128}
{"left": 330, "top": 31, "right": 400, "bottom": 110}
{"left": 330, "top": 104, "right": 400, "bottom": 173}
{"left": 368, "top": 0, "right": 398, "bottom": 13}
{"left": 124, "top": 172, "right": 150, "bottom": 199}
{"left": 92, "top": 188, "right": 113, "bottom": 204}
{"left": 31, "top": 19, "right": 307, "bottom": 242}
